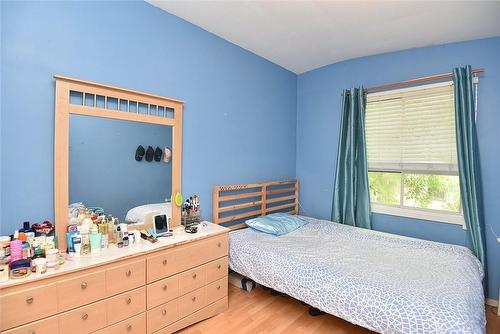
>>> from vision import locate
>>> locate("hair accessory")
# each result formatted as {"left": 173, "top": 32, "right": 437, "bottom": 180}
{"left": 184, "top": 225, "right": 198, "bottom": 234}
{"left": 154, "top": 147, "right": 163, "bottom": 162}
{"left": 135, "top": 145, "right": 145, "bottom": 161}
{"left": 145, "top": 146, "right": 154, "bottom": 162}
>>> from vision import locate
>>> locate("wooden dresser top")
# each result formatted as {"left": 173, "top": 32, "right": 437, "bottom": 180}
{"left": 0, "top": 222, "right": 228, "bottom": 289}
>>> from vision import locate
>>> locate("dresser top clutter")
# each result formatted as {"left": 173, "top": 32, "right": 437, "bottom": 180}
{"left": 0, "top": 222, "right": 230, "bottom": 334}
{"left": 0, "top": 222, "right": 228, "bottom": 290}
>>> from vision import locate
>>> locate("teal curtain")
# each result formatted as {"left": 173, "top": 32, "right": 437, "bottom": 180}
{"left": 453, "top": 65, "right": 487, "bottom": 267}
{"left": 332, "top": 87, "right": 371, "bottom": 229}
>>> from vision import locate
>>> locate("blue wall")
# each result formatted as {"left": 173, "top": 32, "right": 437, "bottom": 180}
{"left": 1, "top": 0, "right": 498, "bottom": 301}
{"left": 69, "top": 115, "right": 172, "bottom": 222}
{"left": 296, "top": 37, "right": 500, "bottom": 300}
{"left": 0, "top": 0, "right": 296, "bottom": 234}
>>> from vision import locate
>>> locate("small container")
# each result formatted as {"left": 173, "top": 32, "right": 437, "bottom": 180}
{"left": 9, "top": 240, "right": 22, "bottom": 262}
{"left": 107, "top": 219, "right": 116, "bottom": 244}
{"left": 0, "top": 264, "right": 8, "bottom": 282}
{"left": 20, "top": 221, "right": 33, "bottom": 233}
{"left": 72, "top": 234, "right": 82, "bottom": 256}
{"left": 89, "top": 233, "right": 102, "bottom": 254}
{"left": 0, "top": 236, "right": 11, "bottom": 258}
{"left": 32, "top": 257, "right": 47, "bottom": 275}
{"left": 21, "top": 241, "right": 31, "bottom": 259}
{"left": 122, "top": 236, "right": 129, "bottom": 247}
{"left": 101, "top": 234, "right": 109, "bottom": 249}
{"left": 45, "top": 249, "right": 59, "bottom": 266}
{"left": 26, "top": 232, "right": 35, "bottom": 244}
{"left": 78, "top": 225, "right": 90, "bottom": 255}
{"left": 31, "top": 248, "right": 44, "bottom": 273}
{"left": 66, "top": 232, "right": 76, "bottom": 253}
{"left": 98, "top": 222, "right": 108, "bottom": 236}
{"left": 9, "top": 259, "right": 31, "bottom": 279}
{"left": 115, "top": 226, "right": 122, "bottom": 245}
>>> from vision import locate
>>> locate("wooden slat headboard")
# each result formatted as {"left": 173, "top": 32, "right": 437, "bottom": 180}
{"left": 213, "top": 179, "right": 299, "bottom": 230}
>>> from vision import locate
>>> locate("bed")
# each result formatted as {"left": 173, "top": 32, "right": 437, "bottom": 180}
{"left": 213, "top": 180, "right": 486, "bottom": 334}
{"left": 125, "top": 202, "right": 172, "bottom": 224}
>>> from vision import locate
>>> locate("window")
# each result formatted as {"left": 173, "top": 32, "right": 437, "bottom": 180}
{"left": 365, "top": 82, "right": 463, "bottom": 224}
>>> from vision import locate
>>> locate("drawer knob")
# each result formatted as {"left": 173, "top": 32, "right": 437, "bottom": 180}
{"left": 192, "top": 296, "right": 196, "bottom": 302}
{"left": 126, "top": 270, "right": 132, "bottom": 277}
{"left": 192, "top": 273, "right": 197, "bottom": 279}
{"left": 162, "top": 259, "right": 167, "bottom": 266}
{"left": 162, "top": 309, "right": 167, "bottom": 316}
{"left": 127, "top": 324, "right": 132, "bottom": 331}
{"left": 26, "top": 296, "right": 34, "bottom": 304}
{"left": 82, "top": 312, "right": 89, "bottom": 320}
{"left": 217, "top": 264, "right": 221, "bottom": 269}
{"left": 81, "top": 282, "right": 88, "bottom": 289}
{"left": 126, "top": 297, "right": 132, "bottom": 304}
{"left": 217, "top": 242, "right": 222, "bottom": 248}
{"left": 162, "top": 284, "right": 168, "bottom": 291}
{"left": 217, "top": 285, "right": 221, "bottom": 290}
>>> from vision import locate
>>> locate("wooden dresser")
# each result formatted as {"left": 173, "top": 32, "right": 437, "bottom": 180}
{"left": 0, "top": 223, "right": 229, "bottom": 334}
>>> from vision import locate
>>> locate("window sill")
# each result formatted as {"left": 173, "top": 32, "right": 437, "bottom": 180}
{"left": 371, "top": 204, "right": 465, "bottom": 227}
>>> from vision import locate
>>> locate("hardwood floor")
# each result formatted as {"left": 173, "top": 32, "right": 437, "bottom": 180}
{"left": 178, "top": 285, "right": 500, "bottom": 334}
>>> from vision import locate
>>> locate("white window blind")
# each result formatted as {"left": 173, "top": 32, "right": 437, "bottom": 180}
{"left": 365, "top": 82, "right": 457, "bottom": 173}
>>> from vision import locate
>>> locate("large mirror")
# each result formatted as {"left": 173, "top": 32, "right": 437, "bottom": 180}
{"left": 69, "top": 115, "right": 173, "bottom": 224}
{"left": 54, "top": 75, "right": 183, "bottom": 250}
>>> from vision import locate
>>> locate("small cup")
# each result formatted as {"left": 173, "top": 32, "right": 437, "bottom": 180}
{"left": 32, "top": 258, "right": 47, "bottom": 275}
{"left": 45, "top": 249, "right": 59, "bottom": 265}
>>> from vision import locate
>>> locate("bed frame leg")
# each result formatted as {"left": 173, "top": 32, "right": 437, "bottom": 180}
{"left": 308, "top": 307, "right": 325, "bottom": 316}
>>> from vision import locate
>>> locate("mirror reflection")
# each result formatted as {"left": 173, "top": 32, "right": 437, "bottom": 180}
{"left": 69, "top": 115, "right": 172, "bottom": 225}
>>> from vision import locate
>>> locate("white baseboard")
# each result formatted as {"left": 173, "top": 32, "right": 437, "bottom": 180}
{"left": 486, "top": 298, "right": 498, "bottom": 307}
{"left": 486, "top": 297, "right": 499, "bottom": 316}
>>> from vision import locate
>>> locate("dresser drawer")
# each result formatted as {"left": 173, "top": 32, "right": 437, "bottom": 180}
{"left": 147, "top": 299, "right": 178, "bottom": 334}
{"left": 106, "top": 287, "right": 146, "bottom": 325}
{"left": 106, "top": 259, "right": 145, "bottom": 296}
{"left": 206, "top": 256, "right": 228, "bottom": 283}
{"left": 58, "top": 300, "right": 107, "bottom": 334}
{"left": 57, "top": 270, "right": 106, "bottom": 311}
{"left": 147, "top": 275, "right": 179, "bottom": 309}
{"left": 147, "top": 251, "right": 175, "bottom": 283}
{"left": 206, "top": 277, "right": 228, "bottom": 305}
{"left": 153, "top": 296, "right": 228, "bottom": 334}
{"left": 178, "top": 286, "right": 206, "bottom": 319}
{"left": 174, "top": 235, "right": 228, "bottom": 272}
{"left": 94, "top": 312, "right": 146, "bottom": 334}
{"left": 178, "top": 266, "right": 206, "bottom": 296}
{"left": 0, "top": 283, "right": 58, "bottom": 330}
{"left": 147, "top": 234, "right": 228, "bottom": 284}
{"left": 1, "top": 315, "right": 59, "bottom": 334}
{"left": 203, "top": 234, "right": 228, "bottom": 261}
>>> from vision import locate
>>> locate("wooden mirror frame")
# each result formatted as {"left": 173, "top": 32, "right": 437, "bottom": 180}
{"left": 54, "top": 75, "right": 183, "bottom": 250}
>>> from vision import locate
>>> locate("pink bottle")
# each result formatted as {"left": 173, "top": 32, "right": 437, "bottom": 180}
{"left": 9, "top": 240, "right": 22, "bottom": 262}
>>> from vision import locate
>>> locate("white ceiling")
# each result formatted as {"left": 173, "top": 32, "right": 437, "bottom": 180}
{"left": 148, "top": 1, "right": 500, "bottom": 74}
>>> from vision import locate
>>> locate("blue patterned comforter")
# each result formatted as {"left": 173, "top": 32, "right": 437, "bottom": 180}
{"left": 229, "top": 216, "right": 485, "bottom": 333}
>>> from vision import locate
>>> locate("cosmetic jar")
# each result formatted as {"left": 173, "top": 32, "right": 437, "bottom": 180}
{"left": 45, "top": 249, "right": 59, "bottom": 266}
{"left": 32, "top": 257, "right": 48, "bottom": 275}
{"left": 9, "top": 259, "right": 31, "bottom": 279}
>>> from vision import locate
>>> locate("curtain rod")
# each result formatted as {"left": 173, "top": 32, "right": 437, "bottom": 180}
{"left": 364, "top": 68, "right": 485, "bottom": 94}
